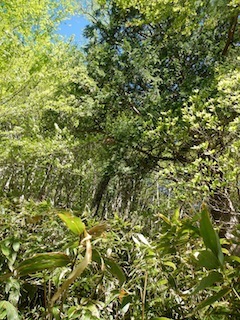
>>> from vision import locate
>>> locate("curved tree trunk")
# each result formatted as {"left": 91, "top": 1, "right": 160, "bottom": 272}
{"left": 91, "top": 172, "right": 112, "bottom": 216}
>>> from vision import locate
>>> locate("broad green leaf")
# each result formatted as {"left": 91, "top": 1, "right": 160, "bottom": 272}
{"left": 58, "top": 212, "right": 85, "bottom": 236}
{"left": 200, "top": 208, "right": 224, "bottom": 265}
{"left": 192, "top": 271, "right": 223, "bottom": 294}
{"left": 104, "top": 258, "right": 126, "bottom": 285}
{"left": 197, "top": 250, "right": 221, "bottom": 269}
{"left": 17, "top": 252, "right": 70, "bottom": 276}
{"left": 194, "top": 288, "right": 231, "bottom": 311}
{"left": 0, "top": 301, "right": 19, "bottom": 320}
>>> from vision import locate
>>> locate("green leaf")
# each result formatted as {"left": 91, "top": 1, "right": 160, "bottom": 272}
{"left": 158, "top": 214, "right": 171, "bottom": 225}
{"left": 92, "top": 249, "right": 102, "bottom": 265}
{"left": 200, "top": 208, "right": 224, "bottom": 265}
{"left": 104, "top": 258, "right": 126, "bottom": 285}
{"left": 0, "top": 308, "right": 7, "bottom": 320}
{"left": 136, "top": 233, "right": 150, "bottom": 246}
{"left": 12, "top": 242, "right": 20, "bottom": 252}
{"left": 16, "top": 252, "right": 70, "bottom": 276}
{"left": 158, "top": 279, "right": 168, "bottom": 286}
{"left": 172, "top": 208, "right": 180, "bottom": 224}
{"left": 1, "top": 244, "right": 10, "bottom": 257}
{"left": 51, "top": 307, "right": 61, "bottom": 320}
{"left": 227, "top": 255, "right": 240, "bottom": 264}
{"left": 195, "top": 288, "right": 231, "bottom": 311}
{"left": 192, "top": 271, "right": 223, "bottom": 294}
{"left": 58, "top": 212, "right": 85, "bottom": 236}
{"left": 197, "top": 250, "right": 221, "bottom": 269}
{"left": 0, "top": 301, "right": 19, "bottom": 320}
{"left": 163, "top": 261, "right": 176, "bottom": 270}
{"left": 121, "top": 302, "right": 130, "bottom": 315}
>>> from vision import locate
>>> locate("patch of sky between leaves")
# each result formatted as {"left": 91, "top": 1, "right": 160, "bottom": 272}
{"left": 56, "top": 14, "right": 89, "bottom": 46}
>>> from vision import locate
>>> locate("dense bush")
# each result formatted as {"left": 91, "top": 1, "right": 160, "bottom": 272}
{"left": 0, "top": 199, "right": 239, "bottom": 319}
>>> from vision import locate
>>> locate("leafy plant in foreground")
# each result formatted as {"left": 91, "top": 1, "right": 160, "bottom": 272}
{"left": 0, "top": 206, "right": 126, "bottom": 319}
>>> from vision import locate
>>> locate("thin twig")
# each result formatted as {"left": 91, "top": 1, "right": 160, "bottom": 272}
{"left": 142, "top": 271, "right": 148, "bottom": 320}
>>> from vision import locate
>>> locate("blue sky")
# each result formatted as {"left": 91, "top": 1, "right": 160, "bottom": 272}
{"left": 56, "top": 15, "right": 89, "bottom": 45}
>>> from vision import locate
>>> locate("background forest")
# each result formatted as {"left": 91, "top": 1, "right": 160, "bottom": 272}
{"left": 0, "top": 0, "right": 240, "bottom": 319}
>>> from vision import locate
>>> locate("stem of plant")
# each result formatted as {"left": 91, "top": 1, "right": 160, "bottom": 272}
{"left": 142, "top": 271, "right": 148, "bottom": 320}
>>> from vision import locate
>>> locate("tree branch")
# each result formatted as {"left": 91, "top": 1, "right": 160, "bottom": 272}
{"left": 222, "top": 14, "right": 239, "bottom": 56}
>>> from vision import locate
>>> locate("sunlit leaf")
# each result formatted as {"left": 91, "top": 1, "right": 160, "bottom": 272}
{"left": 158, "top": 279, "right": 168, "bottom": 286}
{"left": 58, "top": 212, "right": 85, "bottom": 236}
{"left": 0, "top": 309, "right": 7, "bottom": 320}
{"left": 172, "top": 208, "right": 180, "bottom": 224}
{"left": 1, "top": 244, "right": 10, "bottom": 257}
{"left": 158, "top": 214, "right": 171, "bottom": 225}
{"left": 163, "top": 261, "right": 176, "bottom": 270}
{"left": 12, "top": 242, "right": 20, "bottom": 252}
{"left": 121, "top": 302, "right": 130, "bottom": 315}
{"left": 132, "top": 235, "right": 141, "bottom": 245}
{"left": 227, "top": 255, "right": 240, "bottom": 264}
{"left": 17, "top": 252, "right": 70, "bottom": 276}
{"left": 0, "top": 301, "right": 19, "bottom": 320}
{"left": 136, "top": 233, "right": 150, "bottom": 246}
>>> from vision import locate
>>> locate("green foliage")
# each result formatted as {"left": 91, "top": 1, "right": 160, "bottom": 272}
{"left": 0, "top": 301, "right": 19, "bottom": 320}
{"left": 16, "top": 253, "right": 71, "bottom": 277}
{"left": 58, "top": 212, "right": 85, "bottom": 236}
{"left": 83, "top": 0, "right": 240, "bottom": 221}
{"left": 0, "top": 0, "right": 240, "bottom": 319}
{"left": 0, "top": 201, "right": 240, "bottom": 318}
{"left": 200, "top": 208, "right": 224, "bottom": 266}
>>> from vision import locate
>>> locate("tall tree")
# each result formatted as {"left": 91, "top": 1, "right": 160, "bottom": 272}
{"left": 84, "top": 0, "right": 240, "bottom": 224}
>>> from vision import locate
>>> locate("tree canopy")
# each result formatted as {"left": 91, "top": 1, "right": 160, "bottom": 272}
{"left": 84, "top": 0, "right": 240, "bottom": 217}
